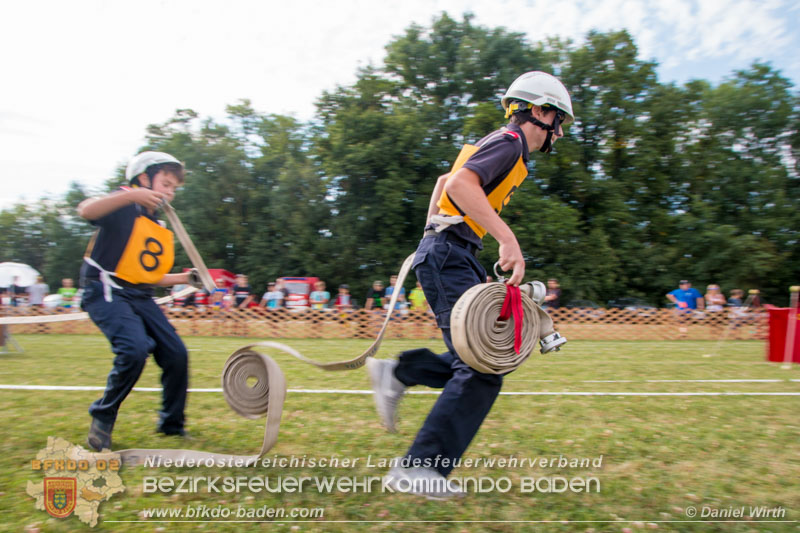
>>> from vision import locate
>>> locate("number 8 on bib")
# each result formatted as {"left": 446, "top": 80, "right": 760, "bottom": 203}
{"left": 114, "top": 216, "right": 175, "bottom": 285}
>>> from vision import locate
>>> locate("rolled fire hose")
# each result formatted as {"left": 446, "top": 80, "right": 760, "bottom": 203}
{"left": 451, "top": 282, "right": 556, "bottom": 375}
{"left": 77, "top": 342, "right": 287, "bottom": 466}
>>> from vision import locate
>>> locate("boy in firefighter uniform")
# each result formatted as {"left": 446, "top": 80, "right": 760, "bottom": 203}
{"left": 78, "top": 151, "right": 197, "bottom": 451}
{"left": 368, "top": 72, "right": 574, "bottom": 498}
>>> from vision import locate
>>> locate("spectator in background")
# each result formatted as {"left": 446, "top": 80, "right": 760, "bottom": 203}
{"left": 182, "top": 289, "right": 196, "bottom": 308}
{"left": 409, "top": 281, "right": 428, "bottom": 313}
{"left": 58, "top": 278, "right": 78, "bottom": 310}
{"left": 210, "top": 278, "right": 230, "bottom": 309}
{"left": 28, "top": 276, "right": 50, "bottom": 307}
{"left": 169, "top": 282, "right": 191, "bottom": 308}
{"left": 726, "top": 288, "right": 749, "bottom": 326}
{"left": 232, "top": 274, "right": 254, "bottom": 309}
{"left": 275, "top": 279, "right": 289, "bottom": 307}
{"left": 260, "top": 282, "right": 284, "bottom": 310}
{"left": 751, "top": 292, "right": 763, "bottom": 309}
{"left": 666, "top": 280, "right": 704, "bottom": 311}
{"left": 192, "top": 289, "right": 209, "bottom": 307}
{"left": 704, "top": 284, "right": 726, "bottom": 312}
{"left": 383, "top": 275, "right": 406, "bottom": 310}
{"left": 310, "top": 280, "right": 330, "bottom": 310}
{"left": 544, "top": 278, "right": 561, "bottom": 309}
{"left": 334, "top": 284, "right": 352, "bottom": 311}
{"left": 9, "top": 276, "right": 25, "bottom": 307}
{"left": 727, "top": 289, "right": 745, "bottom": 307}
{"left": 365, "top": 280, "right": 385, "bottom": 311}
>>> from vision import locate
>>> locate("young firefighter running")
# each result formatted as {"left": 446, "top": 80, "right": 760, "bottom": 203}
{"left": 78, "top": 152, "right": 197, "bottom": 451}
{"left": 367, "top": 72, "right": 574, "bottom": 499}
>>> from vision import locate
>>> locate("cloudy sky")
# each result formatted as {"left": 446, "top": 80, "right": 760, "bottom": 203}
{"left": 1, "top": 0, "right": 798, "bottom": 208}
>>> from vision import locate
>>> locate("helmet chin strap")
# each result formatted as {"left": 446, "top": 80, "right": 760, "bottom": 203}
{"left": 506, "top": 101, "right": 562, "bottom": 153}
{"left": 531, "top": 113, "right": 561, "bottom": 154}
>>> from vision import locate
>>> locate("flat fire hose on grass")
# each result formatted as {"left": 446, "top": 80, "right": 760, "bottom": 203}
{"left": 80, "top": 254, "right": 418, "bottom": 465}
{"left": 7, "top": 201, "right": 564, "bottom": 464}
{"left": 161, "top": 202, "right": 216, "bottom": 294}
{"left": 86, "top": 258, "right": 562, "bottom": 466}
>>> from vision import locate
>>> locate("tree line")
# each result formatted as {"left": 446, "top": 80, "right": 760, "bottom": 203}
{"left": 2, "top": 14, "right": 798, "bottom": 306}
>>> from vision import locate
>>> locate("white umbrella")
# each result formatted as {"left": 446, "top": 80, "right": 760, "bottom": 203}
{"left": 0, "top": 262, "right": 41, "bottom": 287}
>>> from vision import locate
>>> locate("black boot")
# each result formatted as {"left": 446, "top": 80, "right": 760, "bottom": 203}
{"left": 157, "top": 424, "right": 188, "bottom": 437}
{"left": 87, "top": 418, "right": 114, "bottom": 451}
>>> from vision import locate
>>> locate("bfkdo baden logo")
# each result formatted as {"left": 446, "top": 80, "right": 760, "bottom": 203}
{"left": 43, "top": 477, "right": 77, "bottom": 518}
{"left": 27, "top": 437, "right": 125, "bottom": 527}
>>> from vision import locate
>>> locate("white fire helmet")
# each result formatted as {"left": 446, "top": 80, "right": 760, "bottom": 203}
{"left": 501, "top": 71, "right": 574, "bottom": 125}
{"left": 125, "top": 151, "right": 183, "bottom": 184}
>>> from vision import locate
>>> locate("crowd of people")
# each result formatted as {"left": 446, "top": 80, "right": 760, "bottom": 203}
{"left": 666, "top": 280, "right": 754, "bottom": 312}
{"left": 167, "top": 274, "right": 432, "bottom": 314}
{"left": 0, "top": 273, "right": 762, "bottom": 315}
{"left": 0, "top": 276, "right": 81, "bottom": 310}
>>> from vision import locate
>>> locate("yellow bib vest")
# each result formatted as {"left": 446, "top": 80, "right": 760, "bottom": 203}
{"left": 436, "top": 143, "right": 529, "bottom": 239}
{"left": 114, "top": 215, "right": 175, "bottom": 285}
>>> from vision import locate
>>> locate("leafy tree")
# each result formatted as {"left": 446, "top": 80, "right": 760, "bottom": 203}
{"left": 0, "top": 182, "right": 91, "bottom": 288}
{"left": 3, "top": 18, "right": 798, "bottom": 306}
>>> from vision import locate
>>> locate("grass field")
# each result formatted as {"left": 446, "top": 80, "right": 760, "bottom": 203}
{"left": 1, "top": 334, "right": 798, "bottom": 532}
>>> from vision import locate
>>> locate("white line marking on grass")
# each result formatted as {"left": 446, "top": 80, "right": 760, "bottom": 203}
{"left": 539, "top": 362, "right": 781, "bottom": 366}
{"left": 1, "top": 385, "right": 799, "bottom": 396}
{"left": 504, "top": 379, "right": 792, "bottom": 383}
{"left": 186, "top": 349, "right": 241, "bottom": 353}
{"left": 583, "top": 379, "right": 786, "bottom": 383}
{"left": 0, "top": 385, "right": 107, "bottom": 391}
{"left": 286, "top": 390, "right": 800, "bottom": 396}
{"left": 647, "top": 379, "right": 784, "bottom": 383}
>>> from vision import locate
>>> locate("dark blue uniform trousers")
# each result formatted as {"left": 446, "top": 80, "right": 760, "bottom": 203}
{"left": 394, "top": 233, "right": 502, "bottom": 477}
{"left": 82, "top": 280, "right": 188, "bottom": 433}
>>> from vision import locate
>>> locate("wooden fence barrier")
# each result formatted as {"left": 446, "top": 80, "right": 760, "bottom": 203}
{"left": 2, "top": 305, "right": 768, "bottom": 342}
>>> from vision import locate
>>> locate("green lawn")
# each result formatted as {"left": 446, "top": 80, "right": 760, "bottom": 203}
{"left": 1, "top": 335, "right": 798, "bottom": 532}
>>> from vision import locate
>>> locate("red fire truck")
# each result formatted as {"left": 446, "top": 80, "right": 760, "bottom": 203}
{"left": 278, "top": 276, "right": 320, "bottom": 310}
{"left": 175, "top": 268, "right": 235, "bottom": 307}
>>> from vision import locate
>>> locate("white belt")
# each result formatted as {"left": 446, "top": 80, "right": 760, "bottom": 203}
{"left": 82, "top": 257, "right": 123, "bottom": 303}
{"left": 429, "top": 214, "right": 464, "bottom": 232}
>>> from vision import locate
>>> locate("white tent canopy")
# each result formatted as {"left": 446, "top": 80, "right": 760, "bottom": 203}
{"left": 0, "top": 262, "right": 41, "bottom": 287}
